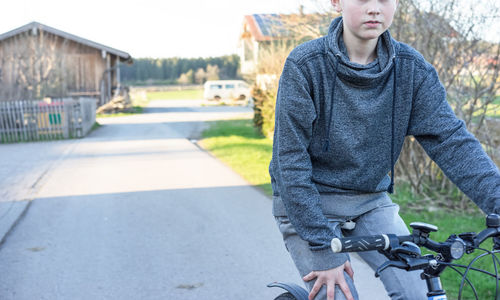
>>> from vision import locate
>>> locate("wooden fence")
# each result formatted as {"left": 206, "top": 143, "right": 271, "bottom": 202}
{"left": 0, "top": 98, "right": 96, "bottom": 143}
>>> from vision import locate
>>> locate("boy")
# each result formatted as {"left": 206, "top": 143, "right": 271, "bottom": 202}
{"left": 269, "top": 0, "right": 500, "bottom": 299}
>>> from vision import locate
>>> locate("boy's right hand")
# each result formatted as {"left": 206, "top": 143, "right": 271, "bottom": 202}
{"left": 303, "top": 261, "right": 355, "bottom": 300}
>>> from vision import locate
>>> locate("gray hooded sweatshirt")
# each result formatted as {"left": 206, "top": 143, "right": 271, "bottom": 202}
{"left": 269, "top": 17, "right": 500, "bottom": 270}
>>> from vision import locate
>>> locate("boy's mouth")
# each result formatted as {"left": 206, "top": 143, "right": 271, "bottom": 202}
{"left": 364, "top": 20, "right": 381, "bottom": 28}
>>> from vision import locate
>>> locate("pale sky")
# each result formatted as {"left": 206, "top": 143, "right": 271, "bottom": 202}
{"left": 0, "top": 0, "right": 323, "bottom": 59}
{"left": 0, "top": 0, "right": 498, "bottom": 59}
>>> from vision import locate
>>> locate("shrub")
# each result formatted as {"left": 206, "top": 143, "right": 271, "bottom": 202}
{"left": 252, "top": 86, "right": 277, "bottom": 138}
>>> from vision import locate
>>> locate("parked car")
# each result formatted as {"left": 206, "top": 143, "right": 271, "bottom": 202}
{"left": 203, "top": 80, "right": 251, "bottom": 101}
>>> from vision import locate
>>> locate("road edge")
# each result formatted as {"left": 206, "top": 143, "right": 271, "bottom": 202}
{"left": 0, "top": 139, "right": 79, "bottom": 249}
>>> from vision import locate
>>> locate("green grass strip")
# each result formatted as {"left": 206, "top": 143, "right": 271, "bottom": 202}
{"left": 200, "top": 118, "right": 273, "bottom": 195}
{"left": 96, "top": 106, "right": 143, "bottom": 118}
{"left": 147, "top": 89, "right": 203, "bottom": 101}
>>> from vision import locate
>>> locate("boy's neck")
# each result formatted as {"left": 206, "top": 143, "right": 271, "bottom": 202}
{"left": 343, "top": 31, "right": 379, "bottom": 65}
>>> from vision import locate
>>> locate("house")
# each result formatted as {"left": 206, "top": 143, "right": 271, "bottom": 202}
{"left": 238, "top": 14, "right": 289, "bottom": 76}
{"left": 238, "top": 13, "right": 331, "bottom": 89}
{"left": 0, "top": 22, "right": 132, "bottom": 106}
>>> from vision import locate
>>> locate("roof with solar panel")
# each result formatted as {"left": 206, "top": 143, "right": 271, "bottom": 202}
{"left": 241, "top": 13, "right": 332, "bottom": 42}
{"left": 242, "top": 14, "right": 290, "bottom": 41}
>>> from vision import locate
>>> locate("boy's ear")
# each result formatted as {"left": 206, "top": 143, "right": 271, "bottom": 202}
{"left": 331, "top": 0, "right": 342, "bottom": 13}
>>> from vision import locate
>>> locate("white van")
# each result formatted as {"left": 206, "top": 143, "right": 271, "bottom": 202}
{"left": 203, "top": 80, "right": 251, "bottom": 101}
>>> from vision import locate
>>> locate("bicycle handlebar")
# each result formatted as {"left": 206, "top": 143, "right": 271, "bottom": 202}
{"left": 331, "top": 234, "right": 391, "bottom": 253}
{"left": 331, "top": 214, "right": 500, "bottom": 255}
{"left": 329, "top": 214, "right": 500, "bottom": 300}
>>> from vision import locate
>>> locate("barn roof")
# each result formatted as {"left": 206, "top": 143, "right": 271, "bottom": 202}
{"left": 0, "top": 21, "right": 132, "bottom": 63}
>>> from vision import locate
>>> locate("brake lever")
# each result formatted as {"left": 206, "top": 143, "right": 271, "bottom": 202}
{"left": 375, "top": 260, "right": 408, "bottom": 277}
{"left": 375, "top": 242, "right": 425, "bottom": 277}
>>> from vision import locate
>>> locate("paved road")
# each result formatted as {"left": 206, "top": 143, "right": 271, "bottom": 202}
{"left": 0, "top": 100, "right": 388, "bottom": 299}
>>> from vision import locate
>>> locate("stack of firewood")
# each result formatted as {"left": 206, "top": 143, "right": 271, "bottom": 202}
{"left": 96, "top": 93, "right": 132, "bottom": 114}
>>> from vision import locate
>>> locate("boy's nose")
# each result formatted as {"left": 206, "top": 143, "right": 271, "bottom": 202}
{"left": 366, "top": 0, "right": 382, "bottom": 15}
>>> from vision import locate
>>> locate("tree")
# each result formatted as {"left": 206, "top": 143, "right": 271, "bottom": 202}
{"left": 177, "top": 69, "right": 194, "bottom": 85}
{"left": 194, "top": 68, "right": 206, "bottom": 84}
{"left": 119, "top": 55, "right": 239, "bottom": 84}
{"left": 177, "top": 73, "right": 190, "bottom": 85}
{"left": 205, "top": 64, "right": 220, "bottom": 81}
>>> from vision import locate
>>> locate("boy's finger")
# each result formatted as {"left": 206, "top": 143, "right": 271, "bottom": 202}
{"left": 303, "top": 271, "right": 316, "bottom": 282}
{"left": 338, "top": 279, "right": 354, "bottom": 300}
{"left": 308, "top": 281, "right": 321, "bottom": 300}
{"left": 326, "top": 283, "right": 336, "bottom": 300}
{"left": 345, "top": 261, "right": 354, "bottom": 279}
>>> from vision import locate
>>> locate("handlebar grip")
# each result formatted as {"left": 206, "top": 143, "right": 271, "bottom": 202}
{"left": 331, "top": 235, "right": 390, "bottom": 253}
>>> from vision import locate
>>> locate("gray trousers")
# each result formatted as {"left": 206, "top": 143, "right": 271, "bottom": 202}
{"left": 275, "top": 203, "right": 428, "bottom": 300}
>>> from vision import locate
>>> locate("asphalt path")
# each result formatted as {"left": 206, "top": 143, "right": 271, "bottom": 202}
{"left": 0, "top": 100, "right": 388, "bottom": 299}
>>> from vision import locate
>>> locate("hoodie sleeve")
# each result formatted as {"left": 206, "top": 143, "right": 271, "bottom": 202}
{"left": 407, "top": 64, "right": 500, "bottom": 214}
{"left": 274, "top": 57, "right": 348, "bottom": 270}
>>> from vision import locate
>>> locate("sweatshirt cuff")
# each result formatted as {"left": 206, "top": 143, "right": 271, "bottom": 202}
{"left": 310, "top": 247, "right": 349, "bottom": 271}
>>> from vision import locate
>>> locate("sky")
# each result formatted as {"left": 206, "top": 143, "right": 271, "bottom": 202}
{"left": 0, "top": 0, "right": 498, "bottom": 59}
{"left": 0, "top": 0, "right": 322, "bottom": 59}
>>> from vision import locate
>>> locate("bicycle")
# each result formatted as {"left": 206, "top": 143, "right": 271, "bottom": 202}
{"left": 268, "top": 214, "right": 500, "bottom": 300}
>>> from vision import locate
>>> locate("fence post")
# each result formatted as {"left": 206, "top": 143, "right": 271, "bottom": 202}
{"left": 62, "top": 99, "right": 69, "bottom": 139}
{"left": 0, "top": 102, "right": 5, "bottom": 143}
{"left": 6, "top": 101, "right": 15, "bottom": 142}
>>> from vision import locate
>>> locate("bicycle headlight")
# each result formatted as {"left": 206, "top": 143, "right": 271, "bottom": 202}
{"left": 449, "top": 239, "right": 465, "bottom": 260}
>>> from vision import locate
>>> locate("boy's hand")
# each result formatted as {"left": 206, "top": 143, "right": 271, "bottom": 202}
{"left": 303, "top": 261, "right": 355, "bottom": 300}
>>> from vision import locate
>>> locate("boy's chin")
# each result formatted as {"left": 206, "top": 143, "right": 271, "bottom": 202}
{"left": 358, "top": 33, "right": 383, "bottom": 41}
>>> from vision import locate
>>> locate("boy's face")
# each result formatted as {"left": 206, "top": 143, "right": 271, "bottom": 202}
{"left": 331, "top": 0, "right": 398, "bottom": 42}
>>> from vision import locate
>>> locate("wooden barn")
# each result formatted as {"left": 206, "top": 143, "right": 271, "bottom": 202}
{"left": 0, "top": 22, "right": 132, "bottom": 106}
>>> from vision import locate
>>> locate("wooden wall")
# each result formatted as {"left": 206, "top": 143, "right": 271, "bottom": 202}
{"left": 0, "top": 30, "right": 119, "bottom": 103}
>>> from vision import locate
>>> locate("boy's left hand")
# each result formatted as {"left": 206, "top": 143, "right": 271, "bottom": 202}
{"left": 303, "top": 261, "right": 354, "bottom": 300}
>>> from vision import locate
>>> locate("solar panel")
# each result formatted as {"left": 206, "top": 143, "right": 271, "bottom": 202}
{"left": 253, "top": 14, "right": 288, "bottom": 38}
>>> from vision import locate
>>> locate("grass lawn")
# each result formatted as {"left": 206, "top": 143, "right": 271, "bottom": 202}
{"left": 200, "top": 117, "right": 497, "bottom": 299}
{"left": 147, "top": 89, "right": 203, "bottom": 101}
{"left": 97, "top": 88, "right": 203, "bottom": 118}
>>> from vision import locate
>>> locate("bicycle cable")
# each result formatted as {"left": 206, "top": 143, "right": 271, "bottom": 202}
{"left": 458, "top": 248, "right": 499, "bottom": 300}
{"left": 445, "top": 264, "right": 479, "bottom": 300}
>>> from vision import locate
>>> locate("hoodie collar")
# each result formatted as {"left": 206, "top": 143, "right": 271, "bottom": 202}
{"left": 326, "top": 17, "right": 396, "bottom": 86}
